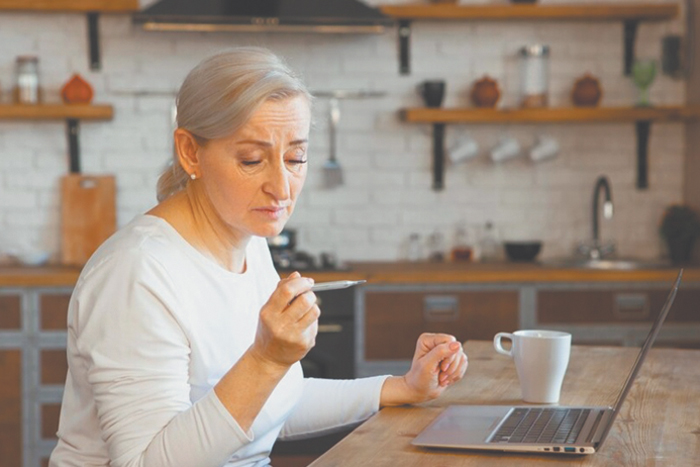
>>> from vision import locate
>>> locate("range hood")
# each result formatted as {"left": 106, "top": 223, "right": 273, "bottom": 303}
{"left": 133, "top": 0, "right": 394, "bottom": 34}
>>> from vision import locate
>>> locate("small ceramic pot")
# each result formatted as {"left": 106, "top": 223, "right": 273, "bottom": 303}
{"left": 470, "top": 76, "right": 501, "bottom": 108}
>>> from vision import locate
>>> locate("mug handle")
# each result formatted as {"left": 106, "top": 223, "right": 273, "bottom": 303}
{"left": 494, "top": 332, "right": 514, "bottom": 357}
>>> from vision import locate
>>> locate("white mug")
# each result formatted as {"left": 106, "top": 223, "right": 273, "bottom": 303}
{"left": 530, "top": 136, "right": 560, "bottom": 162}
{"left": 490, "top": 137, "right": 521, "bottom": 163}
{"left": 449, "top": 136, "right": 480, "bottom": 163}
{"left": 494, "top": 330, "right": 571, "bottom": 403}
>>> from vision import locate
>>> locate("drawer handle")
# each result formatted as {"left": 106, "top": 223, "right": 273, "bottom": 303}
{"left": 424, "top": 295, "right": 459, "bottom": 322}
{"left": 318, "top": 324, "right": 343, "bottom": 333}
{"left": 613, "top": 293, "right": 650, "bottom": 320}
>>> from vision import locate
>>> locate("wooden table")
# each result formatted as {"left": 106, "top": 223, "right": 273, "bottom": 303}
{"left": 310, "top": 341, "right": 700, "bottom": 466}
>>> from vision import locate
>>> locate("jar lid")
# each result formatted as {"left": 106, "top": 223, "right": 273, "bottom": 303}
{"left": 519, "top": 44, "right": 550, "bottom": 56}
{"left": 16, "top": 55, "right": 39, "bottom": 62}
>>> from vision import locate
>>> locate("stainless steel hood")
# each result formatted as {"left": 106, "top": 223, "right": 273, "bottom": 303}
{"left": 133, "top": 0, "right": 394, "bottom": 34}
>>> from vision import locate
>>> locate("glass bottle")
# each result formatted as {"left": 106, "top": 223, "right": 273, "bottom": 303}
{"left": 406, "top": 233, "right": 423, "bottom": 262}
{"left": 14, "top": 56, "right": 41, "bottom": 104}
{"left": 451, "top": 225, "right": 473, "bottom": 262}
{"left": 427, "top": 231, "right": 446, "bottom": 262}
{"left": 479, "top": 221, "right": 501, "bottom": 262}
{"left": 519, "top": 44, "right": 550, "bottom": 108}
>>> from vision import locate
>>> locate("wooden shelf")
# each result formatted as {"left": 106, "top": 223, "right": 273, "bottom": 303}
{"left": 0, "top": 104, "right": 113, "bottom": 121}
{"left": 380, "top": 3, "right": 678, "bottom": 22}
{"left": 383, "top": 3, "right": 679, "bottom": 75}
{"left": 0, "top": 0, "right": 138, "bottom": 12}
{"left": 403, "top": 106, "right": 700, "bottom": 192}
{"left": 402, "top": 106, "right": 700, "bottom": 124}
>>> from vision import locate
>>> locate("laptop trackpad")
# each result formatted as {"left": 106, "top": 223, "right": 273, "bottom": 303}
{"left": 414, "top": 406, "right": 512, "bottom": 447}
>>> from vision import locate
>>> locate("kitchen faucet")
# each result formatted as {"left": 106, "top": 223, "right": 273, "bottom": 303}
{"left": 579, "top": 175, "right": 615, "bottom": 260}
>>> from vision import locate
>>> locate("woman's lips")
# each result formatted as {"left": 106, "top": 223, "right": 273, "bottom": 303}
{"left": 254, "top": 206, "right": 287, "bottom": 220}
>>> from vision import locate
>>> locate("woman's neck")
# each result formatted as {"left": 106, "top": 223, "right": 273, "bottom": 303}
{"left": 148, "top": 188, "right": 249, "bottom": 273}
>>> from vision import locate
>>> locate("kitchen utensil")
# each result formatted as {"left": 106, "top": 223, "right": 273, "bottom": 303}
{"left": 504, "top": 241, "right": 542, "bottom": 262}
{"left": 60, "top": 174, "right": 116, "bottom": 266}
{"left": 323, "top": 97, "right": 343, "bottom": 188}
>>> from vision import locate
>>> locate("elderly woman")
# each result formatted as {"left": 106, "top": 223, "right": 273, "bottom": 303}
{"left": 49, "top": 47, "right": 467, "bottom": 467}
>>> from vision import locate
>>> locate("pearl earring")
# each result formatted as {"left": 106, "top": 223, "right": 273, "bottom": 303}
{"left": 190, "top": 173, "right": 196, "bottom": 180}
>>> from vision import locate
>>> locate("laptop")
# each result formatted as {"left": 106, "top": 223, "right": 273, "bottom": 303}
{"left": 412, "top": 269, "right": 683, "bottom": 455}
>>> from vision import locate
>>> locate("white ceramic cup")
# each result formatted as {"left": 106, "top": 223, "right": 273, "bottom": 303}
{"left": 449, "top": 136, "right": 480, "bottom": 163}
{"left": 490, "top": 137, "right": 521, "bottom": 162}
{"left": 494, "top": 330, "right": 571, "bottom": 403}
{"left": 530, "top": 136, "right": 560, "bottom": 162}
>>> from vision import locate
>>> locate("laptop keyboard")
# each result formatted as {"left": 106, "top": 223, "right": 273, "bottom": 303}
{"left": 489, "top": 408, "right": 591, "bottom": 444}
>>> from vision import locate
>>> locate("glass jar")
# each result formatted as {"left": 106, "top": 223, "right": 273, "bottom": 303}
{"left": 14, "top": 56, "right": 41, "bottom": 104}
{"left": 518, "top": 44, "right": 549, "bottom": 108}
{"left": 479, "top": 221, "right": 502, "bottom": 262}
{"left": 451, "top": 225, "right": 473, "bottom": 262}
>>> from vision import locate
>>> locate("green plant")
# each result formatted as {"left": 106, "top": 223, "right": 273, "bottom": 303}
{"left": 660, "top": 204, "right": 700, "bottom": 241}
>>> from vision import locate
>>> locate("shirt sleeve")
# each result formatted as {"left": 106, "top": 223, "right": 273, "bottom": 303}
{"left": 278, "top": 375, "right": 390, "bottom": 441}
{"left": 73, "top": 251, "right": 251, "bottom": 467}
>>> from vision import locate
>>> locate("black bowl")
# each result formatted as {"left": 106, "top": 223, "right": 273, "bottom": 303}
{"left": 504, "top": 241, "right": 542, "bottom": 262}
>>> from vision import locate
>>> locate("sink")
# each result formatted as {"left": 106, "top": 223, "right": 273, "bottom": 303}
{"left": 544, "top": 258, "right": 670, "bottom": 270}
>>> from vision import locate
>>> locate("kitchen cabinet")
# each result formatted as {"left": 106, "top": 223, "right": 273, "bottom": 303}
{"left": 0, "top": 286, "right": 71, "bottom": 467}
{"left": 363, "top": 289, "right": 519, "bottom": 360}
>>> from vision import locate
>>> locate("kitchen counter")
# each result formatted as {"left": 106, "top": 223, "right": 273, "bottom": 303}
{"left": 1, "top": 261, "right": 697, "bottom": 287}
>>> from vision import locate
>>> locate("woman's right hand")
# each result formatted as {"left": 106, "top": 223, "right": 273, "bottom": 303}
{"left": 250, "top": 272, "right": 319, "bottom": 369}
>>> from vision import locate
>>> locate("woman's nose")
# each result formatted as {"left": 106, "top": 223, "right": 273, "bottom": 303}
{"left": 263, "top": 163, "right": 291, "bottom": 200}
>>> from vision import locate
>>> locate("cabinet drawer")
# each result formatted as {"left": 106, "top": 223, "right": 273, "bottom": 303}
{"left": 538, "top": 288, "right": 700, "bottom": 324}
{"left": 365, "top": 290, "right": 518, "bottom": 360}
{"left": 40, "top": 293, "right": 72, "bottom": 330}
{"left": 0, "top": 294, "right": 21, "bottom": 330}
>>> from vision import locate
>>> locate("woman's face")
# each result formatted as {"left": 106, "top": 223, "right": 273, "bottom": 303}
{"left": 193, "top": 95, "right": 311, "bottom": 239}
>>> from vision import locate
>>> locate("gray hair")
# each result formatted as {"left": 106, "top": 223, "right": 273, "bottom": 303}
{"left": 156, "top": 47, "right": 311, "bottom": 202}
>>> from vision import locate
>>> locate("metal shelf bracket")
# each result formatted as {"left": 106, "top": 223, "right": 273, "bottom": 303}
{"left": 398, "top": 20, "right": 412, "bottom": 75}
{"left": 87, "top": 12, "right": 101, "bottom": 71}
{"left": 636, "top": 120, "right": 651, "bottom": 189}
{"left": 623, "top": 20, "right": 639, "bottom": 76}
{"left": 432, "top": 123, "right": 446, "bottom": 191}
{"left": 67, "top": 118, "right": 81, "bottom": 173}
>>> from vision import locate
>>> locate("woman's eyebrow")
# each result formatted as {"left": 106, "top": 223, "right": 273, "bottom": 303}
{"left": 234, "top": 138, "right": 308, "bottom": 146}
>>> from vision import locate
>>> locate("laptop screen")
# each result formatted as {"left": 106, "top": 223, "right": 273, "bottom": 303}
{"left": 597, "top": 269, "right": 683, "bottom": 447}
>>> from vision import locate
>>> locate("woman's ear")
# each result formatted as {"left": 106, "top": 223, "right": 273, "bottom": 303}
{"left": 174, "top": 128, "right": 202, "bottom": 177}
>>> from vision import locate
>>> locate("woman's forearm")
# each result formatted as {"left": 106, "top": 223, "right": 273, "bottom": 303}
{"left": 214, "top": 348, "right": 291, "bottom": 431}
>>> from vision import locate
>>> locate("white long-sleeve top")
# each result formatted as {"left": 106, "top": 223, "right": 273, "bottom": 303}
{"left": 50, "top": 215, "right": 388, "bottom": 467}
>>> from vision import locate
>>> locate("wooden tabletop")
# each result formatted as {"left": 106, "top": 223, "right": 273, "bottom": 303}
{"left": 310, "top": 341, "right": 700, "bottom": 466}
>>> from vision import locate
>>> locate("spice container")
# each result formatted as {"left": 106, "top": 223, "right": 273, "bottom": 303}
{"left": 518, "top": 45, "right": 549, "bottom": 108}
{"left": 14, "top": 56, "right": 41, "bottom": 104}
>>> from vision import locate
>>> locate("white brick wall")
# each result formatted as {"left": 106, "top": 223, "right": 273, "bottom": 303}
{"left": 0, "top": 0, "right": 687, "bottom": 263}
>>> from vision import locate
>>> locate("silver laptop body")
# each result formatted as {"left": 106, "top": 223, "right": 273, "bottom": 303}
{"left": 412, "top": 269, "right": 683, "bottom": 455}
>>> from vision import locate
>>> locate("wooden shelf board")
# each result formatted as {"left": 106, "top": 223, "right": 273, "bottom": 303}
{"left": 0, "top": 0, "right": 138, "bottom": 13}
{"left": 381, "top": 3, "right": 678, "bottom": 21}
{"left": 0, "top": 104, "right": 114, "bottom": 120}
{"left": 402, "top": 106, "right": 700, "bottom": 124}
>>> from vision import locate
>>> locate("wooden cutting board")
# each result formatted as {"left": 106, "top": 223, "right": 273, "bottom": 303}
{"left": 60, "top": 174, "right": 116, "bottom": 266}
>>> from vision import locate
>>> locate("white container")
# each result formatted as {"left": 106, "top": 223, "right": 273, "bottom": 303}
{"left": 519, "top": 44, "right": 550, "bottom": 108}
{"left": 14, "top": 55, "right": 41, "bottom": 104}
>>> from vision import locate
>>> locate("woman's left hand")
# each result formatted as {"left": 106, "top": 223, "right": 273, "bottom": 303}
{"left": 380, "top": 333, "right": 468, "bottom": 407}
